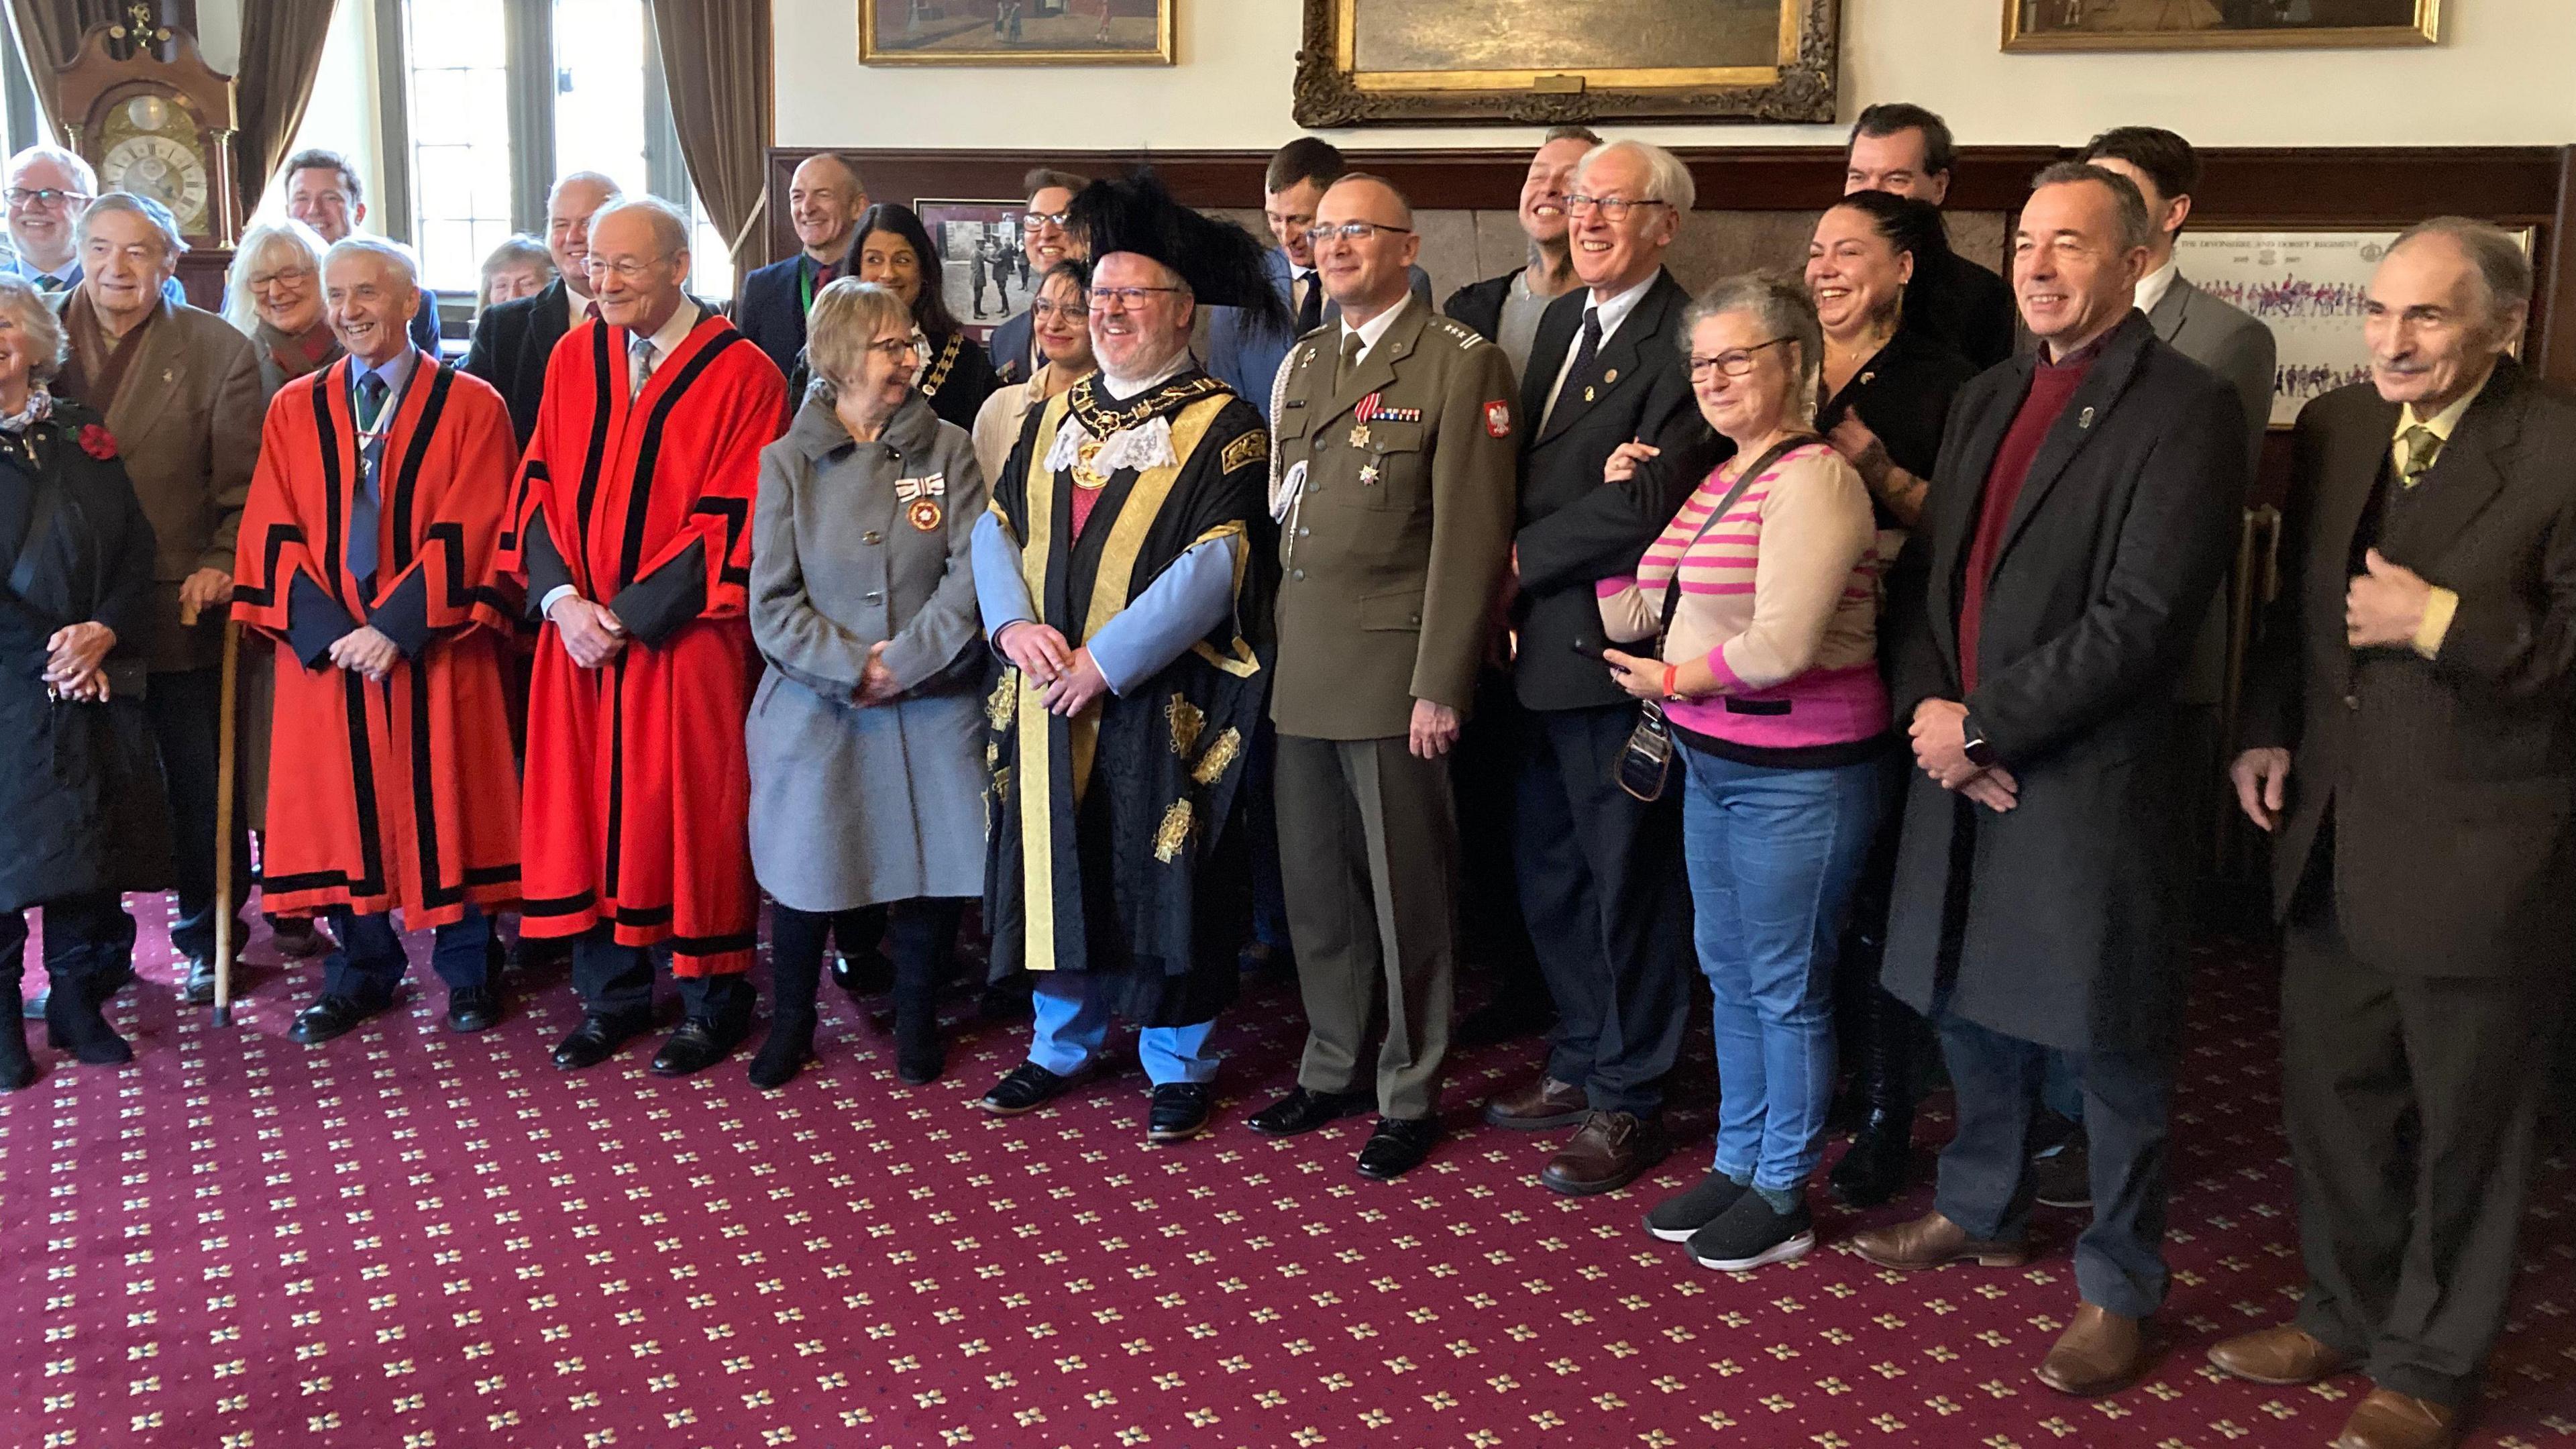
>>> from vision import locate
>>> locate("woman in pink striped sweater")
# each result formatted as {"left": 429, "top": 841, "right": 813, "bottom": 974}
{"left": 1596, "top": 274, "right": 1891, "bottom": 1273}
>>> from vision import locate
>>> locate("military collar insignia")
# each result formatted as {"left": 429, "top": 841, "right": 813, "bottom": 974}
{"left": 1068, "top": 372, "right": 1231, "bottom": 438}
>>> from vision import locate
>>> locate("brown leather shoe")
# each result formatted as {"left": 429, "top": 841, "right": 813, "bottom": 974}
{"left": 2036, "top": 1303, "right": 2153, "bottom": 1397}
{"left": 1848, "top": 1210, "right": 2029, "bottom": 1272}
{"left": 2207, "top": 1324, "right": 2357, "bottom": 1387}
{"left": 1538, "top": 1111, "right": 1670, "bottom": 1195}
{"left": 2331, "top": 1388, "right": 2460, "bottom": 1449}
{"left": 1483, "top": 1075, "right": 1589, "bottom": 1131}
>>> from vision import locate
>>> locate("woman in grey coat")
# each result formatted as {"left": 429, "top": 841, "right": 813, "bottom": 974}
{"left": 747, "top": 280, "right": 989, "bottom": 1089}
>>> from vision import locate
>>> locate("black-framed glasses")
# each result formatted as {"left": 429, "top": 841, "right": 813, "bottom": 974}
{"left": 1687, "top": 337, "right": 1794, "bottom": 380}
{"left": 4, "top": 186, "right": 86, "bottom": 209}
{"left": 1564, "top": 194, "right": 1669, "bottom": 222}
{"left": 1088, "top": 285, "right": 1185, "bottom": 312}
{"left": 1026, "top": 210, "right": 1071, "bottom": 229}
{"left": 1301, "top": 221, "right": 1413, "bottom": 247}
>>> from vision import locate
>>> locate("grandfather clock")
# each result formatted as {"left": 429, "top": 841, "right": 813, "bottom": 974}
{"left": 54, "top": 2, "right": 243, "bottom": 248}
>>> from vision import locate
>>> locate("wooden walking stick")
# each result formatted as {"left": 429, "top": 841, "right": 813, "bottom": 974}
{"left": 210, "top": 612, "right": 239, "bottom": 1026}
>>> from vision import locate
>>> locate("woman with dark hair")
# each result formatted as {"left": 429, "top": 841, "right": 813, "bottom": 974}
{"left": 843, "top": 202, "right": 1000, "bottom": 431}
{"left": 970, "top": 258, "right": 1092, "bottom": 482}
{"left": 1802, "top": 187, "right": 1984, "bottom": 1210}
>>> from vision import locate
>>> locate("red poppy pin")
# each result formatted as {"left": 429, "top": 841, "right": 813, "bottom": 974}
{"left": 1484, "top": 400, "right": 1512, "bottom": 439}
{"left": 78, "top": 424, "right": 117, "bottom": 460}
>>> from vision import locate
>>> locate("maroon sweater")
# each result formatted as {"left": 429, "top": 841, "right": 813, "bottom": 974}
{"left": 1957, "top": 345, "right": 2100, "bottom": 693}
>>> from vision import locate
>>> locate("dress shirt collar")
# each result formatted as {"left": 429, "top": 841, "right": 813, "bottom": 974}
{"left": 1337, "top": 291, "right": 1413, "bottom": 366}
{"left": 2133, "top": 258, "right": 2180, "bottom": 320}
{"left": 1098, "top": 347, "right": 1191, "bottom": 401}
{"left": 32, "top": 258, "right": 76, "bottom": 288}
{"left": 350, "top": 347, "right": 417, "bottom": 419}
{"left": 1584, "top": 270, "right": 1658, "bottom": 343}
{"left": 635, "top": 298, "right": 702, "bottom": 376}
{"left": 567, "top": 285, "right": 597, "bottom": 333}
{"left": 2397, "top": 365, "right": 2492, "bottom": 447}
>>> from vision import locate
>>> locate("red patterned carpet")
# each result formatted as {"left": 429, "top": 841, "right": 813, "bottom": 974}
{"left": 7, "top": 904, "right": 2575, "bottom": 1449}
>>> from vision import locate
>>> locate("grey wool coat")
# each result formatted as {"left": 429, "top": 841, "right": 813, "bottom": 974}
{"left": 747, "top": 392, "right": 989, "bottom": 913}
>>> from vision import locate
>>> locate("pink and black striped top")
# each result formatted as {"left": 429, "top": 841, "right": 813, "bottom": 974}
{"left": 1597, "top": 441, "right": 1889, "bottom": 757}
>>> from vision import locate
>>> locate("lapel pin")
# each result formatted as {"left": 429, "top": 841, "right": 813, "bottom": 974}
{"left": 2078, "top": 406, "right": 2096, "bottom": 429}
{"left": 1605, "top": 368, "right": 1619, "bottom": 384}
{"left": 1583, "top": 386, "right": 1597, "bottom": 403}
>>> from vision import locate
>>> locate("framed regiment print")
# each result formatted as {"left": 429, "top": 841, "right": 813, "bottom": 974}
{"left": 1293, "top": 0, "right": 1839, "bottom": 127}
{"left": 2004, "top": 0, "right": 2440, "bottom": 53}
{"left": 861, "top": 0, "right": 1175, "bottom": 66}
{"left": 2171, "top": 226, "right": 2530, "bottom": 428}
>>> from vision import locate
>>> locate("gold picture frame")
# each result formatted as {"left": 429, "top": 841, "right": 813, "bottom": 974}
{"left": 1293, "top": 0, "right": 1839, "bottom": 127}
{"left": 859, "top": 0, "right": 1175, "bottom": 66}
{"left": 2003, "top": 0, "right": 2440, "bottom": 53}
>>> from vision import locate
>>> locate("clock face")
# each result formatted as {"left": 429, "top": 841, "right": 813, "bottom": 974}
{"left": 100, "top": 133, "right": 209, "bottom": 235}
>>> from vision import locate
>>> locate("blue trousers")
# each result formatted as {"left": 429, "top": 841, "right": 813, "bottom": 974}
{"left": 1679, "top": 745, "right": 1878, "bottom": 1192}
{"left": 1027, "top": 973, "right": 1218, "bottom": 1085}
{"left": 320, "top": 904, "right": 493, "bottom": 1004}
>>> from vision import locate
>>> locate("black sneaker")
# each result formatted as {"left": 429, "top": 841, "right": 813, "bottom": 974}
{"left": 1684, "top": 1189, "right": 1816, "bottom": 1273}
{"left": 980, "top": 1061, "right": 1081, "bottom": 1116}
{"left": 1146, "top": 1082, "right": 1214, "bottom": 1142}
{"left": 1644, "top": 1169, "right": 1749, "bottom": 1243}
{"left": 2033, "top": 1125, "right": 2092, "bottom": 1209}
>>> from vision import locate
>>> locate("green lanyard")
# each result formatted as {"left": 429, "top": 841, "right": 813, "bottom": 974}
{"left": 800, "top": 256, "right": 824, "bottom": 313}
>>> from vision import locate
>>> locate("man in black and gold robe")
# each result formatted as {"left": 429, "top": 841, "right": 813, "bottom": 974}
{"left": 971, "top": 174, "right": 1281, "bottom": 1144}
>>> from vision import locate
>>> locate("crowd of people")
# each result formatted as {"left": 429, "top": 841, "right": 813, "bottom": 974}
{"left": 0, "top": 103, "right": 2563, "bottom": 1449}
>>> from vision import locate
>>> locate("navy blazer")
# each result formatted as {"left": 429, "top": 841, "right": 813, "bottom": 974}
{"left": 987, "top": 307, "right": 1036, "bottom": 386}
{"left": 460, "top": 276, "right": 574, "bottom": 447}
{"left": 1202, "top": 247, "right": 1432, "bottom": 421}
{"left": 737, "top": 252, "right": 823, "bottom": 379}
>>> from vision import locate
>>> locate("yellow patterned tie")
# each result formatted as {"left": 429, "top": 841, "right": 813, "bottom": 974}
{"left": 2399, "top": 425, "right": 2443, "bottom": 488}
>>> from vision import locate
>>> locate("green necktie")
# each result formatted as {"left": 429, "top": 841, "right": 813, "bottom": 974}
{"left": 2399, "top": 425, "right": 2444, "bottom": 488}
{"left": 1337, "top": 331, "right": 1363, "bottom": 392}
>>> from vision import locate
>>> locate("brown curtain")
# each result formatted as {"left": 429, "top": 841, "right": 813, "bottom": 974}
{"left": 648, "top": 0, "right": 773, "bottom": 280}
{"left": 8, "top": 0, "right": 123, "bottom": 127}
{"left": 229, "top": 0, "right": 338, "bottom": 217}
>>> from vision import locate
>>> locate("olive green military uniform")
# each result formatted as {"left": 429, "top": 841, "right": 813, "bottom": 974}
{"left": 1267, "top": 296, "right": 1519, "bottom": 1120}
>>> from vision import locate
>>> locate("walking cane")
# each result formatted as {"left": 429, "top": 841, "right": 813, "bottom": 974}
{"left": 210, "top": 614, "right": 239, "bottom": 1027}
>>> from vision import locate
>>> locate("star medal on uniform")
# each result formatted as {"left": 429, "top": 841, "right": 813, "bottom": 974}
{"left": 896, "top": 472, "right": 947, "bottom": 531}
{"left": 1358, "top": 462, "right": 1381, "bottom": 486}
{"left": 1071, "top": 434, "right": 1110, "bottom": 491}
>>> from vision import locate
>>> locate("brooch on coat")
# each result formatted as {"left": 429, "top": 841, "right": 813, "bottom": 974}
{"left": 895, "top": 472, "right": 947, "bottom": 531}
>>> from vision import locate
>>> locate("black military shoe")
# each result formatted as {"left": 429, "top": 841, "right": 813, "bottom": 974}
{"left": 288, "top": 994, "right": 387, "bottom": 1045}
{"left": 1146, "top": 1082, "right": 1214, "bottom": 1143}
{"left": 445, "top": 986, "right": 502, "bottom": 1034}
{"left": 1246, "top": 1085, "right": 1369, "bottom": 1138}
{"left": 979, "top": 1061, "right": 1080, "bottom": 1116}
{"left": 1354, "top": 1116, "right": 1440, "bottom": 1181}
{"left": 651, "top": 1016, "right": 748, "bottom": 1077}
{"left": 551, "top": 1012, "right": 649, "bottom": 1071}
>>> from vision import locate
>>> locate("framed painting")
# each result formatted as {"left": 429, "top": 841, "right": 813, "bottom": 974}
{"left": 1293, "top": 0, "right": 1839, "bottom": 127}
{"left": 919, "top": 199, "right": 1034, "bottom": 345}
{"left": 2004, "top": 0, "right": 2440, "bottom": 52}
{"left": 2171, "top": 225, "right": 2530, "bottom": 428}
{"left": 860, "top": 0, "right": 1174, "bottom": 66}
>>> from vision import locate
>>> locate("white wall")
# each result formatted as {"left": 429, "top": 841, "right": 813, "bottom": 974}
{"left": 775, "top": 0, "right": 2576, "bottom": 152}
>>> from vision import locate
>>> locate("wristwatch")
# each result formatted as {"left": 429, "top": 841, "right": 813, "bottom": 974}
{"left": 1960, "top": 712, "right": 1996, "bottom": 769}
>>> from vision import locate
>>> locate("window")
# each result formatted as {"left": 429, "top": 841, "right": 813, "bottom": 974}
{"left": 404, "top": 0, "right": 515, "bottom": 296}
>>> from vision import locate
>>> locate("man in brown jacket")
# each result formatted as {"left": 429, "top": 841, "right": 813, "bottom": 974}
{"left": 1246, "top": 174, "right": 1518, "bottom": 1181}
{"left": 55, "top": 193, "right": 266, "bottom": 1002}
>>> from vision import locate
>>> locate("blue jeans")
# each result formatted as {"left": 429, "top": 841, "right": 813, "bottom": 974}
{"left": 1028, "top": 973, "right": 1219, "bottom": 1086}
{"left": 1680, "top": 745, "right": 1880, "bottom": 1193}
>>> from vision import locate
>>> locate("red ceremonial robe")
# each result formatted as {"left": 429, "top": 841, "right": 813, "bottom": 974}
{"left": 230, "top": 354, "right": 524, "bottom": 927}
{"left": 496, "top": 311, "right": 786, "bottom": 976}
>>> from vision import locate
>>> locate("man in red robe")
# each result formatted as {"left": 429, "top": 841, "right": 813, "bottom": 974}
{"left": 497, "top": 197, "right": 787, "bottom": 1077}
{"left": 231, "top": 237, "right": 523, "bottom": 1040}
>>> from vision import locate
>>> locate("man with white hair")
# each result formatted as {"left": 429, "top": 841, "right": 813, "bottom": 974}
{"left": 500, "top": 196, "right": 788, "bottom": 1079}
{"left": 2, "top": 146, "right": 182, "bottom": 302}
{"left": 466, "top": 171, "right": 623, "bottom": 447}
{"left": 972, "top": 174, "right": 1279, "bottom": 1146}
{"left": 230, "top": 237, "right": 524, "bottom": 1042}
{"left": 1483, "top": 138, "right": 1715, "bottom": 1198}
{"left": 280, "top": 149, "right": 441, "bottom": 354}
{"left": 53, "top": 191, "right": 266, "bottom": 1003}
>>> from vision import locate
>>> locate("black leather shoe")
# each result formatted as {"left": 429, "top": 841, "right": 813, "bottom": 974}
{"left": 1147, "top": 1082, "right": 1215, "bottom": 1143}
{"left": 1246, "top": 1085, "right": 1370, "bottom": 1138}
{"left": 980, "top": 1061, "right": 1080, "bottom": 1116}
{"left": 651, "top": 1016, "right": 747, "bottom": 1077}
{"left": 1355, "top": 1116, "right": 1440, "bottom": 1181}
{"left": 288, "top": 994, "right": 386, "bottom": 1045}
{"left": 182, "top": 954, "right": 219, "bottom": 1006}
{"left": 445, "top": 986, "right": 502, "bottom": 1034}
{"left": 551, "top": 1012, "right": 649, "bottom": 1071}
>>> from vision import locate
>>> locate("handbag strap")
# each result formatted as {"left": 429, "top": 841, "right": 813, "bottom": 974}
{"left": 1654, "top": 433, "right": 1818, "bottom": 647}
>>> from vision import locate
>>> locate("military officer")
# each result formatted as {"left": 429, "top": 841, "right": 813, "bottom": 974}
{"left": 1245, "top": 174, "right": 1519, "bottom": 1181}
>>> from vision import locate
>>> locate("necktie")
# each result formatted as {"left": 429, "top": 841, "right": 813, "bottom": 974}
{"left": 628, "top": 334, "right": 655, "bottom": 398}
{"left": 1295, "top": 270, "right": 1324, "bottom": 334}
{"left": 32, "top": 272, "right": 63, "bottom": 293}
{"left": 1547, "top": 308, "right": 1604, "bottom": 428}
{"left": 1337, "top": 331, "right": 1364, "bottom": 392}
{"left": 2398, "top": 424, "right": 2444, "bottom": 488}
{"left": 347, "top": 372, "right": 390, "bottom": 586}
{"left": 582, "top": 299, "right": 598, "bottom": 323}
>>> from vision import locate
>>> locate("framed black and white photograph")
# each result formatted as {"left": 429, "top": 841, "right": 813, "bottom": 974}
{"left": 918, "top": 199, "right": 1030, "bottom": 344}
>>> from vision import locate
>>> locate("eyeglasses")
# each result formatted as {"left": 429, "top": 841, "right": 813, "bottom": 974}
{"left": 1028, "top": 299, "right": 1087, "bottom": 323}
{"left": 1564, "top": 194, "right": 1670, "bottom": 222}
{"left": 1687, "top": 337, "right": 1794, "bottom": 380}
{"left": 5, "top": 186, "right": 87, "bottom": 209}
{"left": 583, "top": 256, "right": 665, "bottom": 280}
{"left": 864, "top": 335, "right": 924, "bottom": 362}
{"left": 1088, "top": 285, "right": 1185, "bottom": 312}
{"left": 247, "top": 267, "right": 316, "bottom": 291}
{"left": 1301, "top": 221, "right": 1413, "bottom": 247}
{"left": 1026, "top": 211, "right": 1071, "bottom": 229}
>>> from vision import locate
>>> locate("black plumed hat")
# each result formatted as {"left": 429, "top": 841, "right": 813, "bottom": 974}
{"left": 1069, "top": 170, "right": 1289, "bottom": 334}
